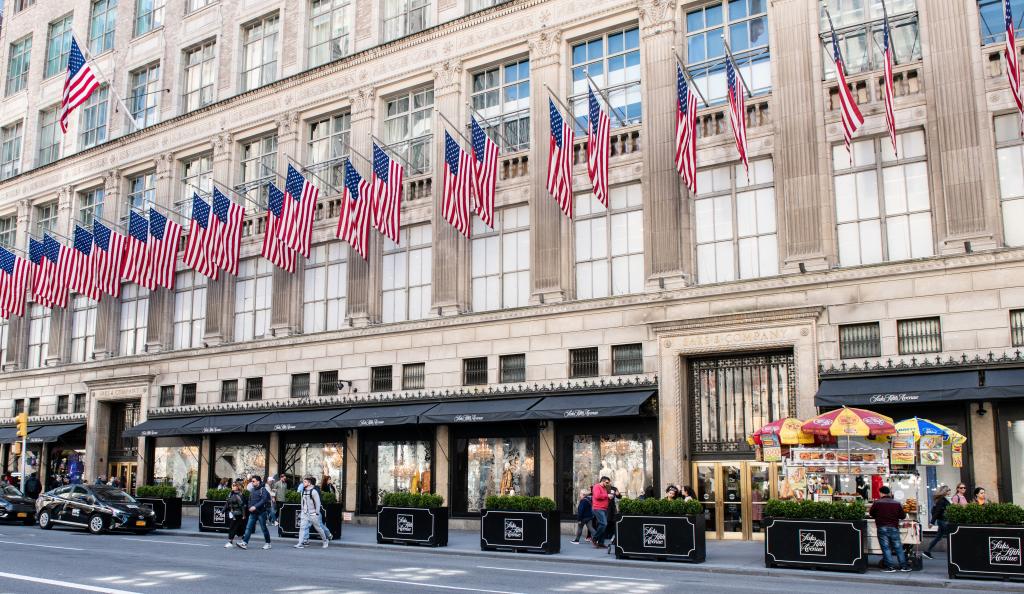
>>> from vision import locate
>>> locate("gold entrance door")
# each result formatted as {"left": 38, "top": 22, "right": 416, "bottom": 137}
{"left": 107, "top": 462, "right": 138, "bottom": 494}
{"left": 693, "top": 461, "right": 779, "bottom": 540}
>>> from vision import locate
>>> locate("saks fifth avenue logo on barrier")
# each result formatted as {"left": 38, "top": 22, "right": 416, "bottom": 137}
{"left": 454, "top": 414, "right": 485, "bottom": 422}
{"left": 869, "top": 393, "right": 920, "bottom": 404}
{"left": 504, "top": 518, "right": 524, "bottom": 541}
{"left": 397, "top": 514, "right": 414, "bottom": 535}
{"left": 213, "top": 508, "right": 226, "bottom": 524}
{"left": 642, "top": 524, "right": 667, "bottom": 548}
{"left": 563, "top": 409, "right": 600, "bottom": 418}
{"left": 798, "top": 530, "right": 827, "bottom": 556}
{"left": 989, "top": 537, "right": 1022, "bottom": 566}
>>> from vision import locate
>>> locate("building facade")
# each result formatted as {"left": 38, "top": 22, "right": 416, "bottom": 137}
{"left": 0, "top": 0, "right": 1022, "bottom": 539}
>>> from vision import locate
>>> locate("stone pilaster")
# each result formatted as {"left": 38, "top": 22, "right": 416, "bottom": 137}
{"left": 93, "top": 169, "right": 124, "bottom": 359}
{"left": 3, "top": 200, "right": 31, "bottom": 371}
{"left": 347, "top": 86, "right": 377, "bottom": 327}
{"left": 144, "top": 154, "right": 177, "bottom": 353}
{"left": 271, "top": 112, "right": 301, "bottom": 337}
{"left": 45, "top": 186, "right": 74, "bottom": 367}
{"left": 203, "top": 133, "right": 233, "bottom": 346}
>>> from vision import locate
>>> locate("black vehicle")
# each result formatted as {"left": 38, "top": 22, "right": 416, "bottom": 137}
{"left": 36, "top": 485, "right": 155, "bottom": 535}
{"left": 0, "top": 485, "right": 35, "bottom": 525}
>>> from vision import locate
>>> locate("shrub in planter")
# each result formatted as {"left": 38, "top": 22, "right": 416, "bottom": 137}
{"left": 484, "top": 495, "right": 556, "bottom": 512}
{"left": 277, "top": 489, "right": 342, "bottom": 541}
{"left": 617, "top": 498, "right": 703, "bottom": 516}
{"left": 481, "top": 495, "right": 559, "bottom": 553}
{"left": 136, "top": 485, "right": 177, "bottom": 499}
{"left": 205, "top": 488, "right": 231, "bottom": 501}
{"left": 378, "top": 492, "right": 448, "bottom": 547}
{"left": 382, "top": 492, "right": 444, "bottom": 508}
{"left": 763, "top": 499, "right": 868, "bottom": 573}
{"left": 135, "top": 484, "right": 183, "bottom": 529}
{"left": 764, "top": 499, "right": 867, "bottom": 521}
{"left": 284, "top": 490, "right": 338, "bottom": 505}
{"left": 946, "top": 503, "right": 1024, "bottom": 526}
{"left": 946, "top": 502, "right": 1024, "bottom": 582}
{"left": 615, "top": 498, "right": 706, "bottom": 562}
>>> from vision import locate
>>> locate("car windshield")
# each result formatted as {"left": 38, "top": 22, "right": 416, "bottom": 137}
{"left": 93, "top": 488, "right": 136, "bottom": 504}
{"left": 0, "top": 486, "right": 23, "bottom": 497}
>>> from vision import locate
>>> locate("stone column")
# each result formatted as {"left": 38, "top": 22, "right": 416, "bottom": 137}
{"left": 45, "top": 186, "right": 74, "bottom": 366}
{"left": 93, "top": 169, "right": 124, "bottom": 359}
{"left": 344, "top": 430, "right": 358, "bottom": 512}
{"left": 346, "top": 87, "right": 377, "bottom": 327}
{"left": 538, "top": 423, "right": 555, "bottom": 499}
{"left": 433, "top": 425, "right": 449, "bottom": 505}
{"left": 268, "top": 431, "right": 281, "bottom": 477}
{"left": 203, "top": 133, "right": 233, "bottom": 346}
{"left": 271, "top": 112, "right": 302, "bottom": 337}
{"left": 198, "top": 436, "right": 212, "bottom": 497}
{"left": 4, "top": 200, "right": 31, "bottom": 371}
{"left": 145, "top": 154, "right": 177, "bottom": 352}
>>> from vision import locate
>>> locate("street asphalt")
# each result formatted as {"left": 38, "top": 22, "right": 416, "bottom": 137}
{"left": 0, "top": 523, "right": 996, "bottom": 594}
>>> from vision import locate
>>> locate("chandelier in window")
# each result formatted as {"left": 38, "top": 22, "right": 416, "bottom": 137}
{"left": 391, "top": 456, "right": 417, "bottom": 480}
{"left": 468, "top": 439, "right": 494, "bottom": 462}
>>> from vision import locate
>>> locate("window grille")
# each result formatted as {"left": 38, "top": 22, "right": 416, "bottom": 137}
{"left": 291, "top": 373, "right": 310, "bottom": 398}
{"left": 897, "top": 317, "right": 941, "bottom": 355}
{"left": 159, "top": 386, "right": 175, "bottom": 407}
{"left": 371, "top": 366, "right": 393, "bottom": 392}
{"left": 499, "top": 354, "right": 525, "bottom": 384}
{"left": 463, "top": 357, "right": 488, "bottom": 385}
{"left": 612, "top": 344, "right": 643, "bottom": 375}
{"left": 402, "top": 363, "right": 425, "bottom": 390}
{"left": 318, "top": 371, "right": 339, "bottom": 396}
{"left": 839, "top": 322, "right": 882, "bottom": 359}
{"left": 245, "top": 377, "right": 263, "bottom": 401}
{"left": 180, "top": 383, "right": 197, "bottom": 406}
{"left": 569, "top": 347, "right": 599, "bottom": 378}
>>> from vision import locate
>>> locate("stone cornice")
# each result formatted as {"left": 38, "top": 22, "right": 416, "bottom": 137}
{"left": 83, "top": 375, "right": 157, "bottom": 389}
{"left": 650, "top": 306, "right": 825, "bottom": 335}
{"left": 819, "top": 351, "right": 1024, "bottom": 378}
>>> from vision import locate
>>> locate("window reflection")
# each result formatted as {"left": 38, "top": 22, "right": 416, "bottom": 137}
{"left": 213, "top": 440, "right": 266, "bottom": 485}
{"left": 462, "top": 436, "right": 536, "bottom": 513}
{"left": 153, "top": 438, "right": 200, "bottom": 502}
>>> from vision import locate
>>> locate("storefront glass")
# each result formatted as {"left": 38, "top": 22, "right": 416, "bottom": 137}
{"left": 152, "top": 438, "right": 200, "bottom": 502}
{"left": 283, "top": 442, "right": 344, "bottom": 495}
{"left": 569, "top": 433, "right": 655, "bottom": 500}
{"left": 375, "top": 440, "right": 431, "bottom": 500}
{"left": 48, "top": 447, "right": 85, "bottom": 486}
{"left": 462, "top": 436, "right": 536, "bottom": 512}
{"left": 212, "top": 440, "right": 267, "bottom": 486}
{"left": 3, "top": 446, "right": 39, "bottom": 485}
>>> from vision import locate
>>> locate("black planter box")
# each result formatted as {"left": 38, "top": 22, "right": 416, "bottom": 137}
{"left": 198, "top": 499, "right": 230, "bottom": 533}
{"left": 136, "top": 497, "right": 182, "bottom": 529}
{"left": 480, "top": 510, "right": 560, "bottom": 554}
{"left": 377, "top": 506, "right": 449, "bottom": 546}
{"left": 948, "top": 524, "right": 1024, "bottom": 581}
{"left": 765, "top": 518, "right": 867, "bottom": 573}
{"left": 614, "top": 514, "right": 706, "bottom": 562}
{"left": 276, "top": 503, "right": 343, "bottom": 540}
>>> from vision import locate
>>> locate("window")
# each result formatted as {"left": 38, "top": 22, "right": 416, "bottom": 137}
{"left": 129, "top": 64, "right": 160, "bottom": 128}
{"left": 0, "top": 217, "right": 14, "bottom": 248}
{"left": 994, "top": 114, "right": 1024, "bottom": 246}
{"left": 69, "top": 295, "right": 97, "bottom": 363}
{"left": 119, "top": 284, "right": 149, "bottom": 355}
{"left": 291, "top": 374, "right": 311, "bottom": 398}
{"left": 471, "top": 58, "right": 529, "bottom": 152}
{"left": 383, "top": 0, "right": 430, "bottom": 41}
{"left": 499, "top": 354, "right": 525, "bottom": 383}
{"left": 80, "top": 86, "right": 109, "bottom": 148}
{"left": 685, "top": 1, "right": 770, "bottom": 104}
{"left": 180, "top": 153, "right": 213, "bottom": 214}
{"left": 470, "top": 0, "right": 509, "bottom": 9}
{"left": 820, "top": 0, "right": 920, "bottom": 78}
{"left": 14, "top": 0, "right": 36, "bottom": 12}
{"left": 309, "top": 0, "right": 351, "bottom": 67}
{"left": 612, "top": 343, "right": 643, "bottom": 375}
{"left": 569, "top": 347, "right": 599, "bottom": 378}
{"left": 241, "top": 14, "right": 279, "bottom": 91}
{"left": 382, "top": 225, "right": 432, "bottom": 323}
{"left": 88, "top": 0, "right": 118, "bottom": 54}
{"left": 234, "top": 257, "right": 273, "bottom": 341}
{"left": 694, "top": 159, "right": 778, "bottom": 284}
{"left": 383, "top": 88, "right": 433, "bottom": 175}
{"left": 571, "top": 27, "right": 642, "bottom": 131}
{"left": 12, "top": 399, "right": 24, "bottom": 415}
{"left": 36, "top": 202, "right": 58, "bottom": 234}
{"left": 0, "top": 319, "right": 8, "bottom": 367}
{"left": 178, "top": 383, "right": 196, "bottom": 406}
{"left": 135, "top": 0, "right": 164, "bottom": 36}
{"left": 371, "top": 366, "right": 393, "bottom": 392}
{"left": 187, "top": 0, "right": 212, "bottom": 13}
{"left": 839, "top": 322, "right": 881, "bottom": 359}
{"left": 307, "top": 112, "right": 350, "bottom": 191}
{"left": 1013, "top": 310, "right": 1024, "bottom": 348}
{"left": 574, "top": 184, "right": 644, "bottom": 299}
{"left": 159, "top": 385, "right": 175, "bottom": 407}
{"left": 462, "top": 357, "right": 488, "bottom": 385}
{"left": 28, "top": 398, "right": 39, "bottom": 416}
{"left": 471, "top": 206, "right": 529, "bottom": 311}
{"left": 127, "top": 171, "right": 156, "bottom": 221}
{"left": 236, "top": 134, "right": 277, "bottom": 207}
{"left": 173, "top": 270, "right": 206, "bottom": 349}
{"left": 78, "top": 188, "right": 104, "bottom": 226}
{"left": 73, "top": 393, "right": 86, "bottom": 413}
{"left": 980, "top": 0, "right": 1024, "bottom": 44}
{"left": 6, "top": 37, "right": 32, "bottom": 96}
{"left": 45, "top": 14, "right": 74, "bottom": 79}
{"left": 57, "top": 395, "right": 69, "bottom": 414}
{"left": 402, "top": 363, "right": 425, "bottom": 390}
{"left": 318, "top": 370, "right": 339, "bottom": 396}
{"left": 302, "top": 243, "right": 347, "bottom": 333}
{"left": 37, "top": 106, "right": 61, "bottom": 166}
{"left": 27, "top": 304, "right": 49, "bottom": 368}
{"left": 245, "top": 377, "right": 263, "bottom": 401}
{"left": 221, "top": 380, "right": 238, "bottom": 403}
{"left": 897, "top": 317, "right": 941, "bottom": 355}
{"left": 182, "top": 41, "right": 216, "bottom": 112}
{"left": 0, "top": 121, "right": 23, "bottom": 180}
{"left": 834, "top": 131, "right": 933, "bottom": 267}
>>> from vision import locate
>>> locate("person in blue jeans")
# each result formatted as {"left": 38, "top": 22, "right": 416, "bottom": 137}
{"left": 239, "top": 475, "right": 272, "bottom": 550}
{"left": 869, "top": 486, "right": 911, "bottom": 572}
{"left": 922, "top": 485, "right": 951, "bottom": 559}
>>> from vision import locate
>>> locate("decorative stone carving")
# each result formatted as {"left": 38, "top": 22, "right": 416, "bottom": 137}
{"left": 432, "top": 60, "right": 463, "bottom": 96}
{"left": 528, "top": 30, "right": 562, "bottom": 68}
{"left": 351, "top": 86, "right": 376, "bottom": 116}
{"left": 638, "top": 0, "right": 675, "bottom": 34}
{"left": 276, "top": 111, "right": 300, "bottom": 138}
{"left": 213, "top": 132, "right": 234, "bottom": 159}
{"left": 155, "top": 153, "right": 175, "bottom": 180}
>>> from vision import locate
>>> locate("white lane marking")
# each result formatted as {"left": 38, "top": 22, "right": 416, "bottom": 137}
{"left": 361, "top": 577, "right": 524, "bottom": 594}
{"left": 0, "top": 571, "right": 141, "bottom": 594}
{"left": 120, "top": 537, "right": 210, "bottom": 547}
{"left": 0, "top": 539, "right": 84, "bottom": 551}
{"left": 476, "top": 566, "right": 655, "bottom": 582}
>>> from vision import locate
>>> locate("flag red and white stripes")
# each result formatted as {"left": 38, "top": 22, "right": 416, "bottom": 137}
{"left": 676, "top": 65, "right": 699, "bottom": 195}
{"left": 183, "top": 195, "right": 219, "bottom": 280}
{"left": 283, "top": 165, "right": 318, "bottom": 258}
{"left": 210, "top": 188, "right": 244, "bottom": 276}
{"left": 42, "top": 236, "right": 72, "bottom": 309}
{"left": 0, "top": 248, "right": 29, "bottom": 318}
{"left": 92, "top": 222, "right": 126, "bottom": 298}
{"left": 586, "top": 87, "right": 611, "bottom": 208}
{"left": 336, "top": 161, "right": 372, "bottom": 260}
{"left": 442, "top": 131, "right": 473, "bottom": 237}
{"left": 470, "top": 117, "right": 499, "bottom": 229}
{"left": 29, "top": 239, "right": 50, "bottom": 308}
{"left": 60, "top": 38, "right": 101, "bottom": 133}
{"left": 148, "top": 209, "right": 182, "bottom": 290}
{"left": 371, "top": 144, "right": 403, "bottom": 244}
{"left": 262, "top": 183, "right": 296, "bottom": 273}
{"left": 1007, "top": 0, "right": 1023, "bottom": 135}
{"left": 830, "top": 23, "right": 865, "bottom": 151}
{"left": 547, "top": 99, "right": 575, "bottom": 218}
{"left": 882, "top": 11, "right": 897, "bottom": 154}
{"left": 70, "top": 226, "right": 100, "bottom": 301}
{"left": 122, "top": 211, "right": 153, "bottom": 289}
{"left": 726, "top": 58, "right": 749, "bottom": 173}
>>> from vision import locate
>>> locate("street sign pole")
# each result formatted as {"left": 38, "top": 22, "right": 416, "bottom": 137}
{"left": 19, "top": 434, "right": 26, "bottom": 488}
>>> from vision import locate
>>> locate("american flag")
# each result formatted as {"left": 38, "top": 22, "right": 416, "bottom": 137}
{"left": 470, "top": 117, "right": 499, "bottom": 229}
{"left": 726, "top": 58, "right": 749, "bottom": 173}
{"left": 29, "top": 238, "right": 50, "bottom": 307}
{"left": 336, "top": 160, "right": 372, "bottom": 260}
{"left": 586, "top": 87, "right": 611, "bottom": 208}
{"left": 830, "top": 20, "right": 864, "bottom": 151}
{"left": 60, "top": 38, "right": 101, "bottom": 134}
{"left": 1007, "top": 0, "right": 1023, "bottom": 135}
{"left": 371, "top": 144, "right": 403, "bottom": 244}
{"left": 882, "top": 11, "right": 897, "bottom": 154}
{"left": 676, "top": 64, "right": 699, "bottom": 195}
{"left": 547, "top": 99, "right": 575, "bottom": 218}
{"left": 92, "top": 222, "right": 126, "bottom": 298}
{"left": 442, "top": 131, "right": 473, "bottom": 237}
{"left": 210, "top": 188, "right": 244, "bottom": 276}
{"left": 283, "top": 165, "right": 319, "bottom": 258}
{"left": 71, "top": 226, "right": 100, "bottom": 301}
{"left": 149, "top": 209, "right": 182, "bottom": 289}
{"left": 183, "top": 195, "right": 219, "bottom": 280}
{"left": 43, "top": 235, "right": 72, "bottom": 309}
{"left": 262, "top": 183, "right": 296, "bottom": 273}
{"left": 122, "top": 211, "right": 153, "bottom": 288}
{"left": 0, "top": 248, "right": 29, "bottom": 318}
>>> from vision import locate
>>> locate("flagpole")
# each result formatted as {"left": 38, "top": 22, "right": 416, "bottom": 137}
{"left": 369, "top": 135, "right": 418, "bottom": 170}
{"left": 2, "top": 244, "right": 28, "bottom": 256}
{"left": 583, "top": 72, "right": 629, "bottom": 127}
{"left": 339, "top": 140, "right": 374, "bottom": 167}
{"left": 133, "top": 203, "right": 190, "bottom": 226}
{"left": 721, "top": 38, "right": 754, "bottom": 99}
{"left": 87, "top": 213, "right": 127, "bottom": 232}
{"left": 204, "top": 180, "right": 266, "bottom": 211}
{"left": 670, "top": 49, "right": 712, "bottom": 107}
{"left": 435, "top": 110, "right": 474, "bottom": 146}
{"left": 543, "top": 84, "right": 576, "bottom": 118}
{"left": 34, "top": 229, "right": 73, "bottom": 243}
{"left": 285, "top": 154, "right": 341, "bottom": 194}
{"left": 73, "top": 34, "right": 140, "bottom": 133}
{"left": 820, "top": 10, "right": 852, "bottom": 76}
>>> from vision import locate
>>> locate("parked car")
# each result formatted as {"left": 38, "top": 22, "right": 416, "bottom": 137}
{"left": 0, "top": 485, "right": 35, "bottom": 525}
{"left": 36, "top": 485, "right": 155, "bottom": 535}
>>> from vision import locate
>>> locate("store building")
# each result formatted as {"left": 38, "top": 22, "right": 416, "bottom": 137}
{"left": 0, "top": 0, "right": 1022, "bottom": 540}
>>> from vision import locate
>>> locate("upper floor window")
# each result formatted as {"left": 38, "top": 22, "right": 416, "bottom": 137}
{"left": 129, "top": 63, "right": 161, "bottom": 128}
{"left": 612, "top": 343, "right": 643, "bottom": 375}
{"left": 45, "top": 14, "right": 74, "bottom": 79}
{"left": 979, "top": 0, "right": 1023, "bottom": 45}
{"left": 318, "top": 370, "right": 340, "bottom": 396}
{"left": 371, "top": 366, "right": 393, "bottom": 392}
{"left": 28, "top": 398, "right": 39, "bottom": 416}
{"left": 571, "top": 27, "right": 641, "bottom": 132}
{"left": 80, "top": 86, "right": 110, "bottom": 149}
{"left": 35, "top": 201, "right": 58, "bottom": 235}
{"left": 57, "top": 394, "right": 69, "bottom": 414}
{"left": 382, "top": 225, "right": 431, "bottom": 323}
{"left": 128, "top": 171, "right": 157, "bottom": 219}
{"left": 0, "top": 121, "right": 23, "bottom": 180}
{"left": 685, "top": 1, "right": 770, "bottom": 103}
{"left": 14, "top": 0, "right": 36, "bottom": 12}
{"left": 471, "top": 206, "right": 529, "bottom": 312}
{"left": 499, "top": 354, "right": 525, "bottom": 383}
{"left": 694, "top": 159, "right": 778, "bottom": 284}
{"left": 994, "top": 113, "right": 1024, "bottom": 246}
{"left": 834, "top": 130, "right": 933, "bottom": 267}
{"left": 180, "top": 153, "right": 213, "bottom": 213}
{"left": 471, "top": 58, "right": 530, "bottom": 152}
{"left": 402, "top": 363, "right": 425, "bottom": 390}
{"left": 182, "top": 41, "right": 216, "bottom": 113}
{"left": 384, "top": 88, "right": 433, "bottom": 175}
{"left": 135, "top": 0, "right": 165, "bottom": 36}
{"left": 302, "top": 243, "right": 347, "bottom": 333}
{"left": 819, "top": 0, "right": 920, "bottom": 78}
{"left": 74, "top": 393, "right": 86, "bottom": 413}
{"left": 27, "top": 304, "right": 49, "bottom": 369}
{"left": 88, "top": 0, "right": 118, "bottom": 55}
{"left": 187, "top": 0, "right": 213, "bottom": 13}
{"left": 383, "top": 0, "right": 430, "bottom": 42}
{"left": 307, "top": 112, "right": 350, "bottom": 191}
{"left": 234, "top": 257, "right": 273, "bottom": 341}
{"left": 470, "top": 0, "right": 509, "bottom": 9}
{"left": 309, "top": 0, "right": 351, "bottom": 68}
{"left": 0, "top": 320, "right": 9, "bottom": 370}
{"left": 575, "top": 184, "right": 644, "bottom": 299}
{"left": 120, "top": 284, "right": 149, "bottom": 355}
{"left": 78, "top": 188, "right": 105, "bottom": 226}
{"left": 569, "top": 347, "right": 599, "bottom": 378}
{"left": 1012, "top": 309, "right": 1024, "bottom": 348}
{"left": 70, "top": 295, "right": 97, "bottom": 363}
{"left": 897, "top": 316, "right": 941, "bottom": 355}
{"left": 0, "top": 217, "right": 16, "bottom": 248}
{"left": 237, "top": 134, "right": 277, "bottom": 207}
{"left": 37, "top": 106, "right": 61, "bottom": 166}
{"left": 839, "top": 322, "right": 881, "bottom": 359}
{"left": 173, "top": 270, "right": 207, "bottom": 349}
{"left": 241, "top": 14, "right": 280, "bottom": 92}
{"left": 6, "top": 36, "right": 32, "bottom": 96}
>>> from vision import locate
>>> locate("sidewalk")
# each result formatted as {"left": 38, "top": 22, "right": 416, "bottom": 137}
{"left": 158, "top": 516, "right": 1017, "bottom": 591}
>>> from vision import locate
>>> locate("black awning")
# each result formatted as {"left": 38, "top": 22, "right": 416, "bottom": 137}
{"left": 980, "top": 368, "right": 1024, "bottom": 400}
{"left": 0, "top": 427, "right": 21, "bottom": 444}
{"left": 815, "top": 371, "right": 984, "bottom": 406}
{"left": 526, "top": 390, "right": 656, "bottom": 420}
{"left": 123, "top": 416, "right": 204, "bottom": 438}
{"left": 331, "top": 403, "right": 439, "bottom": 428}
{"left": 26, "top": 423, "right": 85, "bottom": 444}
{"left": 178, "top": 413, "right": 270, "bottom": 435}
{"left": 418, "top": 398, "right": 542, "bottom": 424}
{"left": 246, "top": 409, "right": 349, "bottom": 433}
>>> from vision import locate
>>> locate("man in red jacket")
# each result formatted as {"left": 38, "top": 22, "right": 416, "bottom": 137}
{"left": 869, "top": 486, "right": 910, "bottom": 572}
{"left": 590, "top": 476, "right": 611, "bottom": 548}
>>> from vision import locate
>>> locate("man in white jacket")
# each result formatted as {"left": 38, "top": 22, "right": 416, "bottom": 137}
{"left": 295, "top": 476, "right": 330, "bottom": 548}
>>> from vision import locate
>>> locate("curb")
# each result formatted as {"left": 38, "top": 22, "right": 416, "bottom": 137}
{"left": 153, "top": 528, "right": 1020, "bottom": 592}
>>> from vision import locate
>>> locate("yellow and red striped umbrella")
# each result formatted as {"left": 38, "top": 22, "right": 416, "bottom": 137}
{"left": 802, "top": 407, "right": 896, "bottom": 437}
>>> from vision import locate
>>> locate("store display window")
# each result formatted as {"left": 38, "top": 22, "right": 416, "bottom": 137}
{"left": 152, "top": 437, "right": 200, "bottom": 502}
{"left": 282, "top": 441, "right": 344, "bottom": 496}
{"left": 212, "top": 438, "right": 268, "bottom": 486}
{"left": 358, "top": 429, "right": 434, "bottom": 513}
{"left": 453, "top": 432, "right": 537, "bottom": 514}
{"left": 48, "top": 447, "right": 85, "bottom": 486}
{"left": 558, "top": 422, "right": 657, "bottom": 514}
{"left": 4, "top": 446, "right": 39, "bottom": 484}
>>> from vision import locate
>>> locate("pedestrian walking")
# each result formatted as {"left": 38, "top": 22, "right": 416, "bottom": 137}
{"left": 681, "top": 486, "right": 697, "bottom": 501}
{"left": 590, "top": 476, "right": 611, "bottom": 548}
{"left": 265, "top": 476, "right": 279, "bottom": 527}
{"left": 973, "top": 487, "right": 988, "bottom": 505}
{"left": 322, "top": 477, "right": 337, "bottom": 496}
{"left": 605, "top": 486, "right": 621, "bottom": 553}
{"left": 295, "top": 476, "right": 330, "bottom": 549}
{"left": 869, "top": 486, "right": 911, "bottom": 572}
{"left": 922, "top": 485, "right": 951, "bottom": 559}
{"left": 238, "top": 475, "right": 272, "bottom": 550}
{"left": 24, "top": 473, "right": 41, "bottom": 499}
{"left": 950, "top": 483, "right": 969, "bottom": 505}
{"left": 274, "top": 474, "right": 289, "bottom": 525}
{"left": 570, "top": 490, "right": 594, "bottom": 544}
{"left": 223, "top": 481, "right": 246, "bottom": 548}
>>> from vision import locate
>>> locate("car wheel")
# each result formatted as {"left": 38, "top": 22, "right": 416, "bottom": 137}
{"left": 37, "top": 510, "right": 53, "bottom": 530}
{"left": 87, "top": 514, "right": 107, "bottom": 535}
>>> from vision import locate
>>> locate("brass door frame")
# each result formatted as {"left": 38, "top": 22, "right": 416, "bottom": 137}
{"left": 693, "top": 461, "right": 780, "bottom": 540}
{"left": 107, "top": 462, "right": 137, "bottom": 494}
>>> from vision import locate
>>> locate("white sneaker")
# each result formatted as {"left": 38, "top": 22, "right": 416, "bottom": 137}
{"left": 237, "top": 542, "right": 248, "bottom": 550}
{"left": 294, "top": 543, "right": 305, "bottom": 549}
{"left": 321, "top": 540, "right": 329, "bottom": 548}
{"left": 224, "top": 542, "right": 234, "bottom": 548}
{"left": 262, "top": 543, "right": 272, "bottom": 550}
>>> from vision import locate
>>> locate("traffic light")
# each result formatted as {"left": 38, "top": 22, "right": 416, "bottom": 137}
{"left": 15, "top": 412, "right": 28, "bottom": 438}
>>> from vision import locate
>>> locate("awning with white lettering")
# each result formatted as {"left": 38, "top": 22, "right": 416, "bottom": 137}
{"left": 25, "top": 423, "right": 85, "bottom": 444}
{"left": 176, "top": 413, "right": 271, "bottom": 435}
{"left": 331, "top": 403, "right": 439, "bottom": 428}
{"left": 417, "top": 398, "right": 542, "bottom": 424}
{"left": 246, "top": 409, "right": 349, "bottom": 433}
{"left": 814, "top": 371, "right": 988, "bottom": 407}
{"left": 123, "top": 416, "right": 202, "bottom": 438}
{"left": 525, "top": 390, "right": 657, "bottom": 420}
